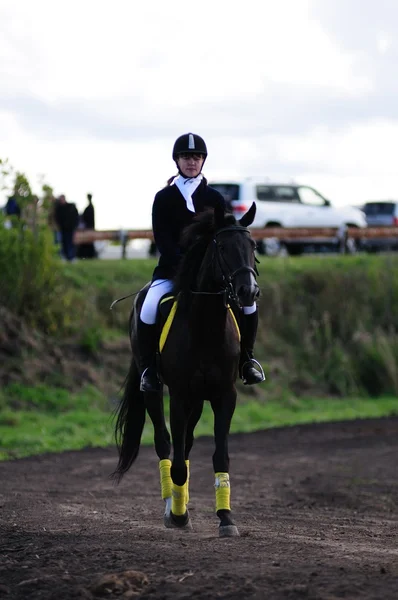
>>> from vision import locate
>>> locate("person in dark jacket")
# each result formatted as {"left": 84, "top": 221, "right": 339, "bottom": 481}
{"left": 54, "top": 195, "right": 79, "bottom": 261}
{"left": 77, "top": 193, "right": 97, "bottom": 259}
{"left": 4, "top": 195, "right": 21, "bottom": 218}
{"left": 138, "top": 132, "right": 265, "bottom": 392}
{"left": 82, "top": 193, "right": 95, "bottom": 229}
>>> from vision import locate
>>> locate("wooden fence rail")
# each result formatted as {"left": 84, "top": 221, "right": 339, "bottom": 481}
{"left": 74, "top": 226, "right": 398, "bottom": 257}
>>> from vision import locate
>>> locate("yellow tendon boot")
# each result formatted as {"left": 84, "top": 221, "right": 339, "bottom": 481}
{"left": 183, "top": 460, "right": 190, "bottom": 505}
{"left": 159, "top": 459, "right": 172, "bottom": 501}
{"left": 171, "top": 483, "right": 186, "bottom": 516}
{"left": 215, "top": 472, "right": 231, "bottom": 512}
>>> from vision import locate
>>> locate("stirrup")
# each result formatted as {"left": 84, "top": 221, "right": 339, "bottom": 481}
{"left": 140, "top": 367, "right": 162, "bottom": 393}
{"left": 240, "top": 359, "right": 266, "bottom": 385}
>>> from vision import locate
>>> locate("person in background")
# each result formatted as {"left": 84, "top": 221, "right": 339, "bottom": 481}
{"left": 77, "top": 193, "right": 97, "bottom": 259}
{"left": 4, "top": 193, "right": 21, "bottom": 219}
{"left": 82, "top": 193, "right": 95, "bottom": 229}
{"left": 137, "top": 132, "right": 265, "bottom": 393}
{"left": 54, "top": 195, "right": 79, "bottom": 261}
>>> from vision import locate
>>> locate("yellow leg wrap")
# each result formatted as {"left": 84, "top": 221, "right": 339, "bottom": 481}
{"left": 215, "top": 472, "right": 231, "bottom": 512}
{"left": 171, "top": 483, "right": 187, "bottom": 516}
{"left": 159, "top": 459, "right": 172, "bottom": 500}
{"left": 183, "top": 460, "right": 190, "bottom": 505}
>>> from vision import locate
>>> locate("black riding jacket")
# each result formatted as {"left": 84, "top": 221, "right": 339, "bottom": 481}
{"left": 152, "top": 179, "right": 225, "bottom": 281}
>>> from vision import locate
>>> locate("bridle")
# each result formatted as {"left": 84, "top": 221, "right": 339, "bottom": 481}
{"left": 191, "top": 225, "right": 259, "bottom": 307}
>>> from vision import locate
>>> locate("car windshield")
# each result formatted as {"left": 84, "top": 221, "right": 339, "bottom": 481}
{"left": 363, "top": 203, "right": 395, "bottom": 215}
{"left": 209, "top": 183, "right": 240, "bottom": 202}
{"left": 256, "top": 185, "right": 299, "bottom": 202}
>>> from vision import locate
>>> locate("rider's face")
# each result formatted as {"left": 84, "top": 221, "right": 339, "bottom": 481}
{"left": 176, "top": 154, "right": 205, "bottom": 178}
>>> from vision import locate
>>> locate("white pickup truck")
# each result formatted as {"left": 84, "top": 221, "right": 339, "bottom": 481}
{"left": 209, "top": 178, "right": 367, "bottom": 255}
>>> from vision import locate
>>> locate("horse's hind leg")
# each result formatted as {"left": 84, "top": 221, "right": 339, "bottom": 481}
{"left": 144, "top": 391, "right": 172, "bottom": 517}
{"left": 145, "top": 390, "right": 171, "bottom": 460}
{"left": 159, "top": 459, "right": 172, "bottom": 520}
{"left": 211, "top": 388, "right": 240, "bottom": 538}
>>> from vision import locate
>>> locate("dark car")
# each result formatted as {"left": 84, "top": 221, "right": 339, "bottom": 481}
{"left": 361, "top": 201, "right": 398, "bottom": 252}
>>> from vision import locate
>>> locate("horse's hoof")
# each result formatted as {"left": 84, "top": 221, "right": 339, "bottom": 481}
{"left": 164, "top": 511, "right": 192, "bottom": 531}
{"left": 219, "top": 525, "right": 240, "bottom": 537}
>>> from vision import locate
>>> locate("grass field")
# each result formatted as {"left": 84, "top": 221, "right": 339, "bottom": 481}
{"left": 0, "top": 383, "right": 397, "bottom": 461}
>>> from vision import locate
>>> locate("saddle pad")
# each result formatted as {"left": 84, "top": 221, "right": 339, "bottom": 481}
{"left": 158, "top": 296, "right": 241, "bottom": 353}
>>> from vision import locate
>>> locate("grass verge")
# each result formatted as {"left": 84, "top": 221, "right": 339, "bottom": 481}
{"left": 0, "top": 384, "right": 397, "bottom": 461}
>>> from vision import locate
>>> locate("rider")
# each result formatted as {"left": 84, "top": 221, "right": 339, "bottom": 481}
{"left": 138, "top": 132, "right": 265, "bottom": 392}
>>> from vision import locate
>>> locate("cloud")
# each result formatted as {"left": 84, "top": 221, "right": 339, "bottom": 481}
{"left": 0, "top": 0, "right": 373, "bottom": 140}
{"left": 0, "top": 78, "right": 384, "bottom": 145}
{"left": 1, "top": 0, "right": 398, "bottom": 229}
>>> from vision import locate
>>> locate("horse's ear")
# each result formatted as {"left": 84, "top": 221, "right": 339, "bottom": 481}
{"left": 214, "top": 202, "right": 225, "bottom": 229}
{"left": 239, "top": 202, "right": 256, "bottom": 227}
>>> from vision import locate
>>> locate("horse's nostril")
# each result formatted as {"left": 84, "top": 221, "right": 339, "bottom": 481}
{"left": 238, "top": 285, "right": 259, "bottom": 302}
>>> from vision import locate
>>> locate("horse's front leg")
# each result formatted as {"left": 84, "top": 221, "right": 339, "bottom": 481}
{"left": 183, "top": 397, "right": 204, "bottom": 506}
{"left": 211, "top": 386, "right": 240, "bottom": 537}
{"left": 165, "top": 391, "right": 192, "bottom": 530}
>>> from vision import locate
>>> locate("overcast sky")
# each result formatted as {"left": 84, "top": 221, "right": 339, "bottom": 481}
{"left": 1, "top": 0, "right": 398, "bottom": 229}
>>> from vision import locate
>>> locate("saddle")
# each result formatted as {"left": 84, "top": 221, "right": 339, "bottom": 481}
{"left": 156, "top": 295, "right": 241, "bottom": 354}
{"left": 135, "top": 284, "right": 241, "bottom": 357}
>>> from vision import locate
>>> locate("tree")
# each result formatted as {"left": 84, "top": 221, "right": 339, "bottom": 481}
{"left": 0, "top": 158, "right": 62, "bottom": 331}
{"left": 1, "top": 159, "right": 54, "bottom": 233}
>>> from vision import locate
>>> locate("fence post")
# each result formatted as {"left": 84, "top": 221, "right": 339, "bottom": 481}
{"left": 119, "top": 230, "right": 127, "bottom": 259}
{"left": 337, "top": 224, "right": 348, "bottom": 254}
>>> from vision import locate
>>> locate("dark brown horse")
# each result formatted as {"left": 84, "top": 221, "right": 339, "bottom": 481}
{"left": 113, "top": 202, "right": 259, "bottom": 537}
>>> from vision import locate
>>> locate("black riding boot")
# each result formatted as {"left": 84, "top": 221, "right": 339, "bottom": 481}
{"left": 137, "top": 319, "right": 162, "bottom": 393}
{"left": 239, "top": 311, "right": 266, "bottom": 385}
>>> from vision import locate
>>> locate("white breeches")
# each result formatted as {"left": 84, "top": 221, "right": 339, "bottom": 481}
{"left": 140, "top": 279, "right": 174, "bottom": 325}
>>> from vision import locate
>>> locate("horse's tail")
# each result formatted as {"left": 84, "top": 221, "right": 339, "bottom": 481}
{"left": 112, "top": 358, "right": 145, "bottom": 482}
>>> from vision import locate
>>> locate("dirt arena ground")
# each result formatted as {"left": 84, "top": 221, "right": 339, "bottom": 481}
{"left": 1, "top": 417, "right": 398, "bottom": 599}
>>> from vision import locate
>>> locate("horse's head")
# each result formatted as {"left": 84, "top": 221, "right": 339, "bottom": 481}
{"left": 176, "top": 203, "right": 260, "bottom": 308}
{"left": 211, "top": 202, "right": 259, "bottom": 307}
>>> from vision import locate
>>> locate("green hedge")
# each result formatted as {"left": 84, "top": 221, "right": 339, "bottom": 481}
{"left": 1, "top": 238, "right": 397, "bottom": 397}
{"left": 256, "top": 255, "right": 398, "bottom": 397}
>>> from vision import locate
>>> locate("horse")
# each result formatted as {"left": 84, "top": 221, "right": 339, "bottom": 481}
{"left": 113, "top": 202, "right": 260, "bottom": 537}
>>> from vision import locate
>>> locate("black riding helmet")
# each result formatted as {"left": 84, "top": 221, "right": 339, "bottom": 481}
{"left": 172, "top": 133, "right": 208, "bottom": 161}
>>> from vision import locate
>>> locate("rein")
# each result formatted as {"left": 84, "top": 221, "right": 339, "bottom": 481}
{"left": 109, "top": 279, "right": 168, "bottom": 310}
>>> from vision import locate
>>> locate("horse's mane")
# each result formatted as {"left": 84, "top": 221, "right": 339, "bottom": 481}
{"left": 173, "top": 209, "right": 237, "bottom": 297}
